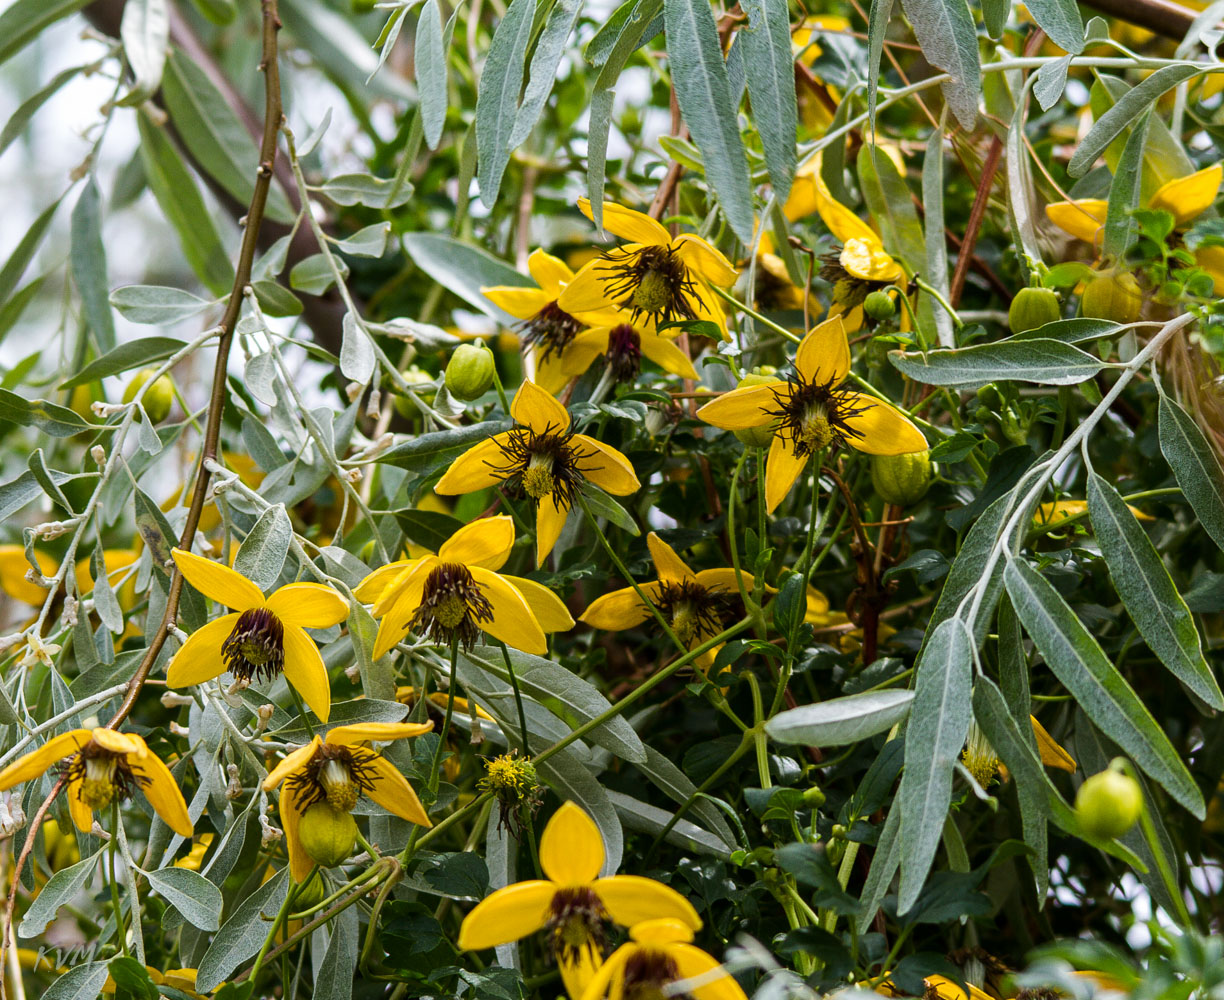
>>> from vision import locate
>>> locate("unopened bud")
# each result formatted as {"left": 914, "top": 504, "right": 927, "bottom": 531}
{"left": 871, "top": 449, "right": 933, "bottom": 506}
{"left": 444, "top": 343, "right": 496, "bottom": 402}
{"left": 91, "top": 445, "right": 107, "bottom": 466}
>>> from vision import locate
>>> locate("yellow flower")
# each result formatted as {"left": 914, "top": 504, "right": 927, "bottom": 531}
{"left": 1046, "top": 164, "right": 1224, "bottom": 292}
{"left": 458, "top": 802, "right": 701, "bottom": 1000}
{"left": 165, "top": 548, "right": 349, "bottom": 723}
{"left": 552, "top": 317, "right": 700, "bottom": 388}
{"left": 963, "top": 716, "right": 1078, "bottom": 786}
{"left": 1034, "top": 499, "right": 1153, "bottom": 528}
{"left": 102, "top": 967, "right": 208, "bottom": 997}
{"left": 696, "top": 316, "right": 927, "bottom": 513}
{"left": 174, "top": 832, "right": 215, "bottom": 870}
{"left": 0, "top": 727, "right": 192, "bottom": 837}
{"left": 580, "top": 533, "right": 750, "bottom": 659}
{"left": 482, "top": 248, "right": 620, "bottom": 394}
{"left": 580, "top": 918, "right": 745, "bottom": 1000}
{"left": 395, "top": 685, "right": 495, "bottom": 722}
{"left": 0, "top": 545, "right": 55, "bottom": 606}
{"left": 558, "top": 199, "right": 739, "bottom": 338}
{"left": 435, "top": 381, "right": 641, "bottom": 565}
{"left": 355, "top": 514, "right": 573, "bottom": 658}
{"left": 923, "top": 974, "right": 995, "bottom": 1000}
{"left": 262, "top": 722, "right": 433, "bottom": 880}
{"left": 746, "top": 252, "right": 820, "bottom": 315}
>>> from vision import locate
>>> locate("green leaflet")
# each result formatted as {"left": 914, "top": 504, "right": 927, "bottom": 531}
{"left": 739, "top": 0, "right": 797, "bottom": 202}
{"left": 476, "top": 0, "right": 535, "bottom": 208}
{"left": 1158, "top": 392, "right": 1224, "bottom": 552}
{"left": 889, "top": 339, "right": 1108, "bottom": 388}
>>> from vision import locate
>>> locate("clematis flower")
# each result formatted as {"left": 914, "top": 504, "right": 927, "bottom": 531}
{"left": 1034, "top": 499, "right": 1152, "bottom": 529}
{"left": 435, "top": 381, "right": 640, "bottom": 565}
{"left": 355, "top": 515, "right": 572, "bottom": 658}
{"left": 166, "top": 548, "right": 349, "bottom": 722}
{"left": 696, "top": 316, "right": 927, "bottom": 513}
{"left": 0, "top": 727, "right": 192, "bottom": 837}
{"left": 262, "top": 722, "right": 433, "bottom": 880}
{"left": 580, "top": 533, "right": 750, "bottom": 660}
{"left": 458, "top": 801, "right": 701, "bottom": 1000}
{"left": 962, "top": 717, "right": 1077, "bottom": 787}
{"left": 481, "top": 248, "right": 620, "bottom": 394}
{"left": 558, "top": 199, "right": 739, "bottom": 337}
{"left": 1046, "top": 163, "right": 1224, "bottom": 292}
{"left": 551, "top": 318, "right": 699, "bottom": 388}
{"left": 579, "top": 918, "right": 746, "bottom": 1000}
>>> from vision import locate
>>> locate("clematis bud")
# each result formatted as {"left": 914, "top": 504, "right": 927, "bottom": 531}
{"left": 1075, "top": 764, "right": 1143, "bottom": 840}
{"left": 445, "top": 344, "right": 496, "bottom": 402}
{"left": 871, "top": 449, "right": 933, "bottom": 506}
{"left": 297, "top": 801, "right": 358, "bottom": 868}
{"left": 123, "top": 368, "right": 175, "bottom": 424}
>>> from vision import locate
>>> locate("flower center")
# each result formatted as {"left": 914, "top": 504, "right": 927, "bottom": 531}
{"left": 623, "top": 949, "right": 685, "bottom": 1000}
{"left": 492, "top": 425, "right": 596, "bottom": 512}
{"left": 288, "top": 744, "right": 379, "bottom": 813}
{"left": 598, "top": 245, "right": 700, "bottom": 326}
{"left": 319, "top": 758, "right": 360, "bottom": 812}
{"left": 770, "top": 376, "right": 873, "bottom": 459}
{"left": 522, "top": 452, "right": 557, "bottom": 499}
{"left": 607, "top": 324, "right": 643, "bottom": 382}
{"left": 962, "top": 724, "right": 1000, "bottom": 789}
{"left": 222, "top": 607, "right": 286, "bottom": 683}
{"left": 66, "top": 742, "right": 144, "bottom": 814}
{"left": 80, "top": 755, "right": 119, "bottom": 809}
{"left": 547, "top": 887, "right": 608, "bottom": 961}
{"left": 671, "top": 602, "right": 698, "bottom": 646}
{"left": 655, "top": 580, "right": 734, "bottom": 648}
{"left": 800, "top": 406, "right": 833, "bottom": 452}
{"left": 409, "top": 562, "right": 495, "bottom": 649}
{"left": 520, "top": 301, "right": 584, "bottom": 360}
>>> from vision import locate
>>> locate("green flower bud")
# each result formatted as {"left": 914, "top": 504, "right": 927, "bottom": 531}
{"left": 1008, "top": 287, "right": 1062, "bottom": 333}
{"left": 863, "top": 290, "right": 896, "bottom": 322}
{"left": 123, "top": 368, "right": 175, "bottom": 424}
{"left": 871, "top": 449, "right": 933, "bottom": 506}
{"left": 802, "top": 785, "right": 826, "bottom": 807}
{"left": 444, "top": 344, "right": 496, "bottom": 402}
{"left": 297, "top": 802, "right": 358, "bottom": 868}
{"left": 1079, "top": 271, "right": 1142, "bottom": 325}
{"left": 1075, "top": 766, "right": 1143, "bottom": 840}
{"left": 292, "top": 869, "right": 329, "bottom": 909}
{"left": 733, "top": 372, "right": 782, "bottom": 449}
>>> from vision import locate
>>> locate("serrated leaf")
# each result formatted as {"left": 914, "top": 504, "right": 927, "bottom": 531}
{"left": 233, "top": 503, "right": 292, "bottom": 591}
{"left": 1003, "top": 556, "right": 1204, "bottom": 818}
{"left": 1087, "top": 472, "right": 1221, "bottom": 708}
{"left": 889, "top": 339, "right": 1107, "bottom": 387}
{"left": 766, "top": 689, "right": 915, "bottom": 747}
{"left": 897, "top": 617, "right": 973, "bottom": 913}
{"left": 145, "top": 865, "right": 223, "bottom": 931}
{"left": 897, "top": 0, "right": 980, "bottom": 128}
{"left": 739, "top": 0, "right": 797, "bottom": 202}
{"left": 663, "top": 0, "right": 755, "bottom": 242}
{"left": 1158, "top": 392, "right": 1224, "bottom": 552}
{"left": 476, "top": 0, "right": 534, "bottom": 208}
{"left": 62, "top": 337, "right": 185, "bottom": 390}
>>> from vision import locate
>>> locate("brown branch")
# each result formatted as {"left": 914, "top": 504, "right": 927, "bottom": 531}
{"left": 948, "top": 137, "right": 1004, "bottom": 307}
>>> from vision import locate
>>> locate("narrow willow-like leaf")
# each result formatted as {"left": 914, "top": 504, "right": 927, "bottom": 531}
{"left": 586, "top": 87, "right": 616, "bottom": 228}
{"left": 1033, "top": 54, "right": 1071, "bottom": 111}
{"left": 1069, "top": 65, "right": 1201, "bottom": 177}
{"left": 1003, "top": 557, "right": 1204, "bottom": 817}
{"left": 0, "top": 65, "right": 83, "bottom": 158}
{"left": 476, "top": 0, "right": 534, "bottom": 207}
{"left": 889, "top": 339, "right": 1107, "bottom": 388}
{"left": 1158, "top": 392, "right": 1224, "bottom": 552}
{"left": 739, "top": 0, "right": 797, "bottom": 202}
{"left": 663, "top": 0, "right": 755, "bottom": 243}
{"left": 997, "top": 594, "right": 1030, "bottom": 721}
{"left": 1102, "top": 111, "right": 1148, "bottom": 259}
{"left": 856, "top": 796, "right": 901, "bottom": 933}
{"left": 766, "top": 689, "right": 915, "bottom": 747}
{"left": 897, "top": 0, "right": 980, "bottom": 128}
{"left": 0, "top": 0, "right": 89, "bottom": 68}
{"left": 416, "top": 0, "right": 448, "bottom": 149}
{"left": 1087, "top": 472, "right": 1222, "bottom": 708}
{"left": 898, "top": 616, "right": 973, "bottom": 913}
{"left": 402, "top": 233, "right": 535, "bottom": 323}
{"left": 118, "top": 0, "right": 169, "bottom": 105}
{"left": 922, "top": 127, "right": 955, "bottom": 348}
{"left": 0, "top": 197, "right": 61, "bottom": 305}
{"left": 70, "top": 179, "right": 117, "bottom": 353}
{"left": 196, "top": 868, "right": 289, "bottom": 990}
{"left": 1024, "top": 0, "right": 1084, "bottom": 53}
{"left": 1092, "top": 77, "right": 1194, "bottom": 200}
{"left": 144, "top": 866, "right": 223, "bottom": 931}
{"left": 61, "top": 337, "right": 184, "bottom": 390}
{"left": 866, "top": 0, "right": 894, "bottom": 132}
{"left": 510, "top": 0, "right": 583, "bottom": 148}
{"left": 1006, "top": 81, "right": 1043, "bottom": 269}
{"left": 232, "top": 503, "right": 292, "bottom": 591}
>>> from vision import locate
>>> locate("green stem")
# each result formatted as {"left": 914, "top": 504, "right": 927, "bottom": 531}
{"left": 248, "top": 874, "right": 298, "bottom": 988}
{"left": 428, "top": 638, "right": 461, "bottom": 794}
{"left": 288, "top": 684, "right": 317, "bottom": 739}
{"left": 108, "top": 800, "right": 127, "bottom": 957}
{"left": 711, "top": 285, "right": 802, "bottom": 344}
{"left": 913, "top": 277, "right": 964, "bottom": 330}
{"left": 489, "top": 354, "right": 512, "bottom": 413}
{"left": 746, "top": 673, "right": 771, "bottom": 789}
{"left": 499, "top": 641, "right": 531, "bottom": 756}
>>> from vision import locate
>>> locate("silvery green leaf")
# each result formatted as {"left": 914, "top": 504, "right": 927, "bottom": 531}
{"left": 290, "top": 253, "right": 346, "bottom": 295}
{"left": 298, "top": 107, "right": 333, "bottom": 159}
{"left": 196, "top": 867, "right": 289, "bottom": 990}
{"left": 416, "top": 0, "right": 448, "bottom": 149}
{"left": 90, "top": 547, "right": 125, "bottom": 634}
{"left": 19, "top": 850, "right": 100, "bottom": 937}
{"left": 43, "top": 964, "right": 110, "bottom": 1000}
{"left": 889, "top": 339, "right": 1107, "bottom": 388}
{"left": 766, "top": 689, "right": 915, "bottom": 747}
{"left": 510, "top": 0, "right": 583, "bottom": 148}
{"left": 110, "top": 285, "right": 218, "bottom": 325}
{"left": 402, "top": 233, "right": 534, "bottom": 325}
{"left": 334, "top": 222, "right": 391, "bottom": 258}
{"left": 739, "top": 0, "right": 797, "bottom": 201}
{"left": 476, "top": 0, "right": 534, "bottom": 207}
{"left": 245, "top": 352, "right": 278, "bottom": 407}
{"left": 898, "top": 0, "right": 980, "bottom": 128}
{"left": 1158, "top": 392, "right": 1224, "bottom": 552}
{"left": 1033, "top": 54, "right": 1072, "bottom": 111}
{"left": 314, "top": 903, "right": 359, "bottom": 1000}
{"left": 1103, "top": 111, "right": 1148, "bottom": 259}
{"left": 232, "top": 503, "right": 292, "bottom": 592}
{"left": 320, "top": 173, "right": 414, "bottom": 208}
{"left": 609, "top": 789, "right": 733, "bottom": 857}
{"left": 70, "top": 178, "right": 116, "bottom": 352}
{"left": 145, "top": 866, "right": 224, "bottom": 931}
{"left": 1025, "top": 0, "right": 1083, "bottom": 52}
{"left": 340, "top": 311, "right": 376, "bottom": 385}
{"left": 118, "top": 0, "right": 169, "bottom": 105}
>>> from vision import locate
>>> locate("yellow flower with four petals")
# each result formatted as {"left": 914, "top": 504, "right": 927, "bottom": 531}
{"left": 166, "top": 548, "right": 349, "bottom": 722}
{"left": 580, "top": 918, "right": 747, "bottom": 1000}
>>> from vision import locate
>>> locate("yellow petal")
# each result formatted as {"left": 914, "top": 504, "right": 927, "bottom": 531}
{"left": 578, "top": 198, "right": 670, "bottom": 246}
{"left": 1031, "top": 716, "right": 1077, "bottom": 772}
{"left": 536, "top": 501, "right": 570, "bottom": 566}
{"left": 809, "top": 156, "right": 881, "bottom": 247}
{"left": 326, "top": 722, "right": 434, "bottom": 746}
{"left": 924, "top": 975, "right": 994, "bottom": 1000}
{"left": 536, "top": 344, "right": 580, "bottom": 394}
{"left": 1045, "top": 199, "right": 1108, "bottom": 244}
{"left": 1196, "top": 244, "right": 1224, "bottom": 295}
{"left": 373, "top": 571, "right": 429, "bottom": 659}
{"left": 373, "top": 559, "right": 433, "bottom": 619}
{"left": 539, "top": 801, "right": 605, "bottom": 882}
{"left": 647, "top": 532, "right": 695, "bottom": 583}
{"left": 695, "top": 383, "right": 784, "bottom": 430}
{"left": 579, "top": 946, "right": 627, "bottom": 1000}
{"left": 281, "top": 624, "right": 331, "bottom": 723}
{"left": 782, "top": 171, "right": 819, "bottom": 223}
{"left": 574, "top": 436, "right": 641, "bottom": 496}
{"left": 639, "top": 332, "right": 699, "bottom": 380}
{"left": 263, "top": 737, "right": 322, "bottom": 790}
{"left": 67, "top": 775, "right": 94, "bottom": 834}
{"left": 354, "top": 561, "right": 415, "bottom": 605}
{"left": 279, "top": 779, "right": 312, "bottom": 882}
{"left": 171, "top": 548, "right": 264, "bottom": 610}
{"left": 629, "top": 918, "right": 694, "bottom": 944}
{"left": 839, "top": 393, "right": 927, "bottom": 455}
{"left": 512, "top": 379, "right": 571, "bottom": 436}
{"left": 840, "top": 237, "right": 903, "bottom": 283}
{"left": 694, "top": 568, "right": 753, "bottom": 594}
{"left": 560, "top": 942, "right": 604, "bottom": 1000}
{"left": 438, "top": 514, "right": 516, "bottom": 571}
{"left": 558, "top": 329, "right": 612, "bottom": 379}
{"left": 166, "top": 613, "right": 241, "bottom": 688}
{"left": 593, "top": 874, "right": 702, "bottom": 930}
{"left": 435, "top": 435, "right": 514, "bottom": 496}
{"left": 456, "top": 880, "right": 557, "bottom": 949}
{"left": 501, "top": 575, "right": 576, "bottom": 632}
{"left": 579, "top": 585, "right": 661, "bottom": 631}
{"left": 92, "top": 728, "right": 143, "bottom": 756}
{"left": 672, "top": 234, "right": 739, "bottom": 287}
{"left": 765, "top": 433, "right": 808, "bottom": 514}
{"left": 557, "top": 259, "right": 621, "bottom": 314}
{"left": 526, "top": 248, "right": 575, "bottom": 295}
{"left": 482, "top": 285, "right": 550, "bottom": 319}
{"left": 266, "top": 583, "right": 349, "bottom": 629}
{"left": 0, "top": 545, "right": 55, "bottom": 605}
{"left": 469, "top": 566, "right": 548, "bottom": 655}
{"left": 795, "top": 315, "right": 850, "bottom": 384}
{"left": 672, "top": 944, "right": 747, "bottom": 1000}
{"left": 130, "top": 751, "right": 193, "bottom": 837}
{"left": 365, "top": 755, "right": 432, "bottom": 826}
{"left": 1148, "top": 164, "right": 1222, "bottom": 226}
{"left": 0, "top": 730, "right": 92, "bottom": 790}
